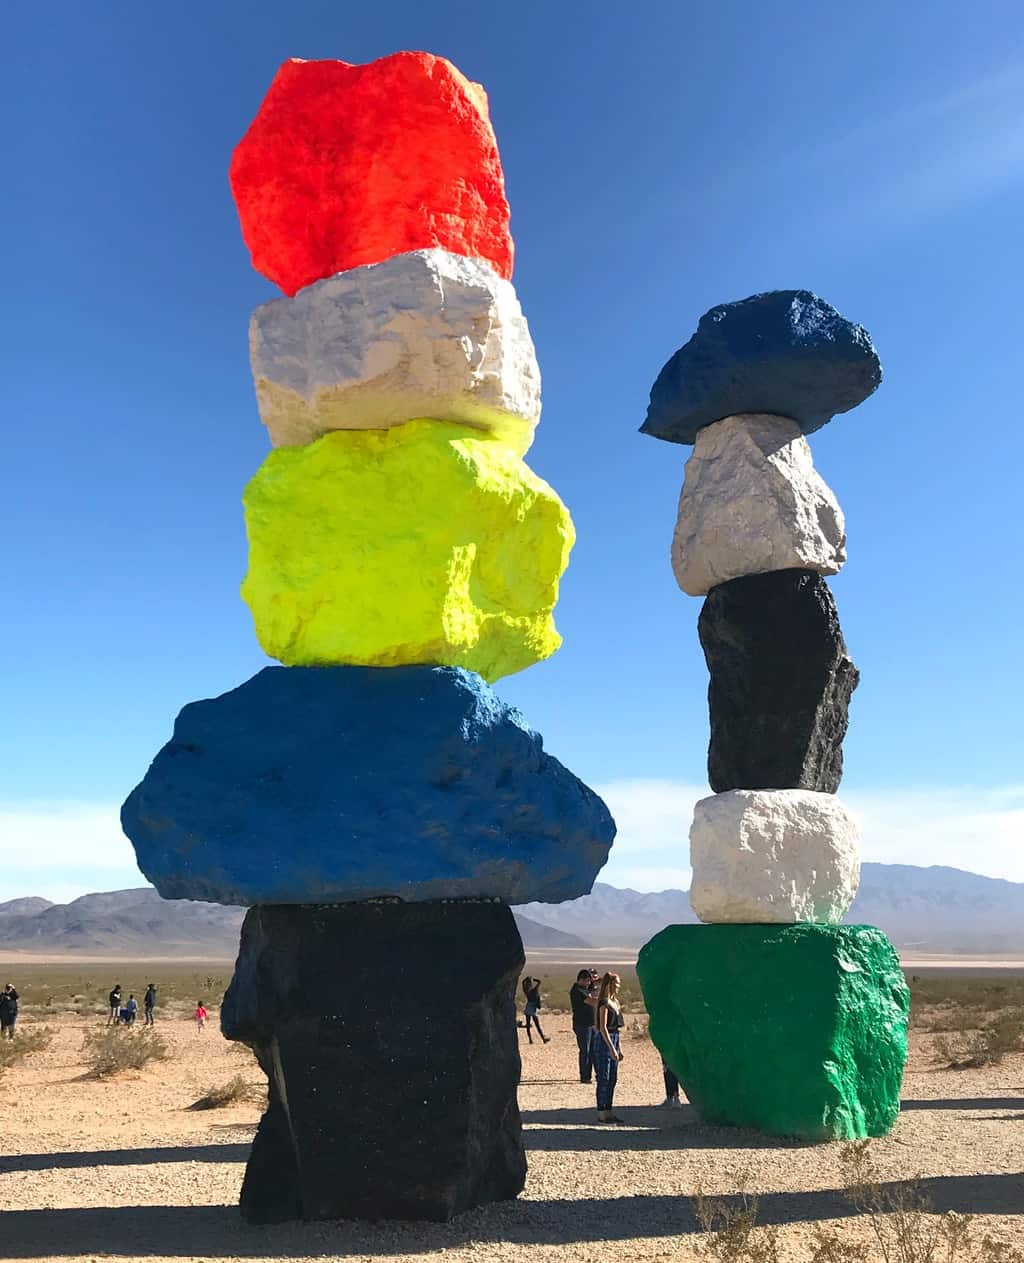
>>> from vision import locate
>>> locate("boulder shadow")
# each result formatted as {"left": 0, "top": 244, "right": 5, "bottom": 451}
{"left": 1, "top": 1173, "right": 1020, "bottom": 1258}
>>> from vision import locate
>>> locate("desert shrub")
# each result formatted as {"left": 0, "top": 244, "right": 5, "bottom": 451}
{"left": 0, "top": 1025, "right": 54, "bottom": 1077}
{"left": 626, "top": 1016, "right": 650, "bottom": 1040}
{"left": 808, "top": 1141, "right": 1024, "bottom": 1263}
{"left": 188, "top": 1073, "right": 264, "bottom": 1110}
{"left": 694, "top": 1184, "right": 780, "bottom": 1263}
{"left": 923, "top": 1004, "right": 985, "bottom": 1034}
{"left": 82, "top": 1024, "right": 169, "bottom": 1078}
{"left": 932, "top": 1009, "right": 1024, "bottom": 1069}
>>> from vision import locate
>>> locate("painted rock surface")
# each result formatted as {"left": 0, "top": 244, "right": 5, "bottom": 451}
{"left": 230, "top": 53, "right": 513, "bottom": 295}
{"left": 642, "top": 290, "right": 881, "bottom": 445}
{"left": 638, "top": 923, "right": 909, "bottom": 1140}
{"left": 250, "top": 249, "right": 540, "bottom": 454}
{"left": 671, "top": 413, "right": 846, "bottom": 596}
{"left": 241, "top": 422, "right": 572, "bottom": 681}
{"left": 699, "top": 569, "right": 859, "bottom": 793}
{"left": 222, "top": 901, "right": 526, "bottom": 1222}
{"left": 688, "top": 789, "right": 861, "bottom": 924}
{"left": 121, "top": 665, "right": 616, "bottom": 907}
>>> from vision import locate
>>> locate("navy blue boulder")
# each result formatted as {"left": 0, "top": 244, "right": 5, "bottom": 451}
{"left": 641, "top": 290, "right": 881, "bottom": 445}
{"left": 121, "top": 665, "right": 615, "bottom": 907}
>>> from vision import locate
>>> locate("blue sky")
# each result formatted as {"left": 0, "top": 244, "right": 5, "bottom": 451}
{"left": 3, "top": 1, "right": 1023, "bottom": 901}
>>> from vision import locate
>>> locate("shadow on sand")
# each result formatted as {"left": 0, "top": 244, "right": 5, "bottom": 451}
{"left": 1, "top": 1161, "right": 1019, "bottom": 1259}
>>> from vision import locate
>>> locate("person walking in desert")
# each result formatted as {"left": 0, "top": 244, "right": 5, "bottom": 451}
{"left": 569, "top": 968, "right": 597, "bottom": 1082}
{"left": 0, "top": 983, "right": 19, "bottom": 1040}
{"left": 143, "top": 983, "right": 156, "bottom": 1025}
{"left": 521, "top": 976, "right": 550, "bottom": 1044}
{"left": 593, "top": 971, "right": 625, "bottom": 1124}
{"left": 107, "top": 983, "right": 122, "bottom": 1025}
{"left": 194, "top": 1000, "right": 208, "bottom": 1033}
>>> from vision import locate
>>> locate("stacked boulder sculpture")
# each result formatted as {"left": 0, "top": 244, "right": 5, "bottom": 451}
{"left": 636, "top": 291, "right": 910, "bottom": 1140}
{"left": 121, "top": 51, "right": 615, "bottom": 1223}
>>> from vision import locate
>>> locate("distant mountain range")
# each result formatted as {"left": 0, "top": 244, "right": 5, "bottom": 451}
{"left": 0, "top": 889, "right": 585, "bottom": 956}
{"left": 520, "top": 864, "right": 1024, "bottom": 953}
{"left": 2, "top": 864, "right": 1022, "bottom": 956}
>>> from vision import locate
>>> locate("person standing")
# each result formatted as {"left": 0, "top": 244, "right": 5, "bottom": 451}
{"left": 107, "top": 984, "right": 122, "bottom": 1025}
{"left": 0, "top": 983, "right": 19, "bottom": 1040}
{"left": 194, "top": 1000, "right": 208, "bottom": 1033}
{"left": 662, "top": 1059, "right": 682, "bottom": 1108}
{"left": 593, "top": 971, "right": 625, "bottom": 1124}
{"left": 143, "top": 983, "right": 156, "bottom": 1026}
{"left": 125, "top": 994, "right": 138, "bottom": 1026}
{"left": 521, "top": 977, "right": 550, "bottom": 1044}
{"left": 569, "top": 969, "right": 597, "bottom": 1083}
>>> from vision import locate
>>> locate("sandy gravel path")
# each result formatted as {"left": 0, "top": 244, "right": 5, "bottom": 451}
{"left": 1, "top": 1014, "right": 1021, "bottom": 1261}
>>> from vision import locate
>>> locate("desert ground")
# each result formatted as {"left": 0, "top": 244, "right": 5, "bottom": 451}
{"left": 0, "top": 964, "right": 1021, "bottom": 1262}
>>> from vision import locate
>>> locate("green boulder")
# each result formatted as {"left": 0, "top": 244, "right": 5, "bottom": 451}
{"left": 637, "top": 923, "right": 909, "bottom": 1140}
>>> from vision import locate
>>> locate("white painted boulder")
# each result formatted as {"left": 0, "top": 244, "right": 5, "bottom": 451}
{"left": 689, "top": 788, "right": 860, "bottom": 924}
{"left": 249, "top": 248, "right": 541, "bottom": 454}
{"left": 671, "top": 413, "right": 846, "bottom": 597}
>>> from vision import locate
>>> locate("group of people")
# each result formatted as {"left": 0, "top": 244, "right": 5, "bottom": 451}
{"left": 521, "top": 968, "right": 683, "bottom": 1125}
{"left": 1, "top": 982, "right": 19, "bottom": 1039}
{"left": 106, "top": 983, "right": 158, "bottom": 1026}
{"left": 106, "top": 983, "right": 208, "bottom": 1031}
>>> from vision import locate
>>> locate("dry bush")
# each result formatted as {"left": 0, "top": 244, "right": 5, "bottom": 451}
{"left": 188, "top": 1073, "right": 264, "bottom": 1111}
{"left": 932, "top": 1009, "right": 1024, "bottom": 1069}
{"left": 700, "top": 1148, "right": 1023, "bottom": 1263}
{"left": 0, "top": 1025, "right": 54, "bottom": 1077}
{"left": 923, "top": 1004, "right": 985, "bottom": 1034}
{"left": 82, "top": 1024, "right": 169, "bottom": 1078}
{"left": 694, "top": 1183, "right": 780, "bottom": 1263}
{"left": 627, "top": 1016, "right": 650, "bottom": 1041}
{"left": 806, "top": 1141, "right": 1024, "bottom": 1263}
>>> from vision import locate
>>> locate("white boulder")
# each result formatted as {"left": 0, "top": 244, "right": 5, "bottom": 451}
{"left": 671, "top": 413, "right": 846, "bottom": 597}
{"left": 689, "top": 788, "right": 860, "bottom": 924}
{"left": 249, "top": 248, "right": 541, "bottom": 454}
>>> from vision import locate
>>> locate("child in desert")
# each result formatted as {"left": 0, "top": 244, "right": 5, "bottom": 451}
{"left": 194, "top": 1001, "right": 208, "bottom": 1033}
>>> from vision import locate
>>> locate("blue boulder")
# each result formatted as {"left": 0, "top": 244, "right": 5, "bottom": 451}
{"left": 121, "top": 666, "right": 615, "bottom": 907}
{"left": 641, "top": 290, "right": 881, "bottom": 445}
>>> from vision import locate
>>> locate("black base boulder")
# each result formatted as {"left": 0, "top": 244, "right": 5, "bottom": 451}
{"left": 221, "top": 899, "right": 526, "bottom": 1223}
{"left": 698, "top": 569, "right": 859, "bottom": 793}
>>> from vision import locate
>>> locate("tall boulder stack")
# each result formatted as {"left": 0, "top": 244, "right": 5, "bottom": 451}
{"left": 121, "top": 51, "right": 615, "bottom": 1223}
{"left": 635, "top": 290, "right": 909, "bottom": 1140}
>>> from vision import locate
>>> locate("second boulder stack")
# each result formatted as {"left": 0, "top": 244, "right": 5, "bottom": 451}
{"left": 636, "top": 290, "right": 909, "bottom": 1140}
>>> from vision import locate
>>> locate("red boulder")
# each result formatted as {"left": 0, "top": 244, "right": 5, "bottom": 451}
{"left": 230, "top": 53, "right": 514, "bottom": 296}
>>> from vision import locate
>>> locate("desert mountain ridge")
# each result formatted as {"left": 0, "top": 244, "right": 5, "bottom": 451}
{"left": 521, "top": 863, "right": 1024, "bottom": 952}
{"left": 2, "top": 863, "right": 1023, "bottom": 955}
{"left": 0, "top": 888, "right": 586, "bottom": 955}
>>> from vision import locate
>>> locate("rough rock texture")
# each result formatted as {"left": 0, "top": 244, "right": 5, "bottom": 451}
{"left": 230, "top": 53, "right": 513, "bottom": 295}
{"left": 121, "top": 665, "right": 615, "bottom": 907}
{"left": 250, "top": 249, "right": 540, "bottom": 454}
{"left": 642, "top": 290, "right": 881, "bottom": 445}
{"left": 221, "top": 900, "right": 527, "bottom": 1222}
{"left": 241, "top": 421, "right": 573, "bottom": 682}
{"left": 688, "top": 789, "right": 861, "bottom": 924}
{"left": 699, "top": 569, "right": 859, "bottom": 792}
{"left": 638, "top": 923, "right": 909, "bottom": 1140}
{"left": 671, "top": 414, "right": 846, "bottom": 596}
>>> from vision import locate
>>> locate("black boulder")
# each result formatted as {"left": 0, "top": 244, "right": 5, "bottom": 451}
{"left": 698, "top": 569, "right": 859, "bottom": 793}
{"left": 221, "top": 899, "right": 526, "bottom": 1223}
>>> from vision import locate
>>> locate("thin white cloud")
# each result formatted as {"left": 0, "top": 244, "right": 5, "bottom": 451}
{"left": 845, "top": 785, "right": 1024, "bottom": 882}
{"left": 1, "top": 802, "right": 129, "bottom": 870}
{"left": 2, "top": 783, "right": 1022, "bottom": 904}
{"left": 758, "top": 58, "right": 1024, "bottom": 239}
{"left": 594, "top": 779, "right": 1024, "bottom": 891}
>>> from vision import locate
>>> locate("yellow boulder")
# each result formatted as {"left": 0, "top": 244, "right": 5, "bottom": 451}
{"left": 241, "top": 420, "right": 574, "bottom": 681}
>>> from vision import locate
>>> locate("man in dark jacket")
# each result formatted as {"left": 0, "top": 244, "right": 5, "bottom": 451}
{"left": 0, "top": 983, "right": 19, "bottom": 1039}
{"left": 569, "top": 969, "right": 598, "bottom": 1083}
{"left": 144, "top": 983, "right": 157, "bottom": 1026}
